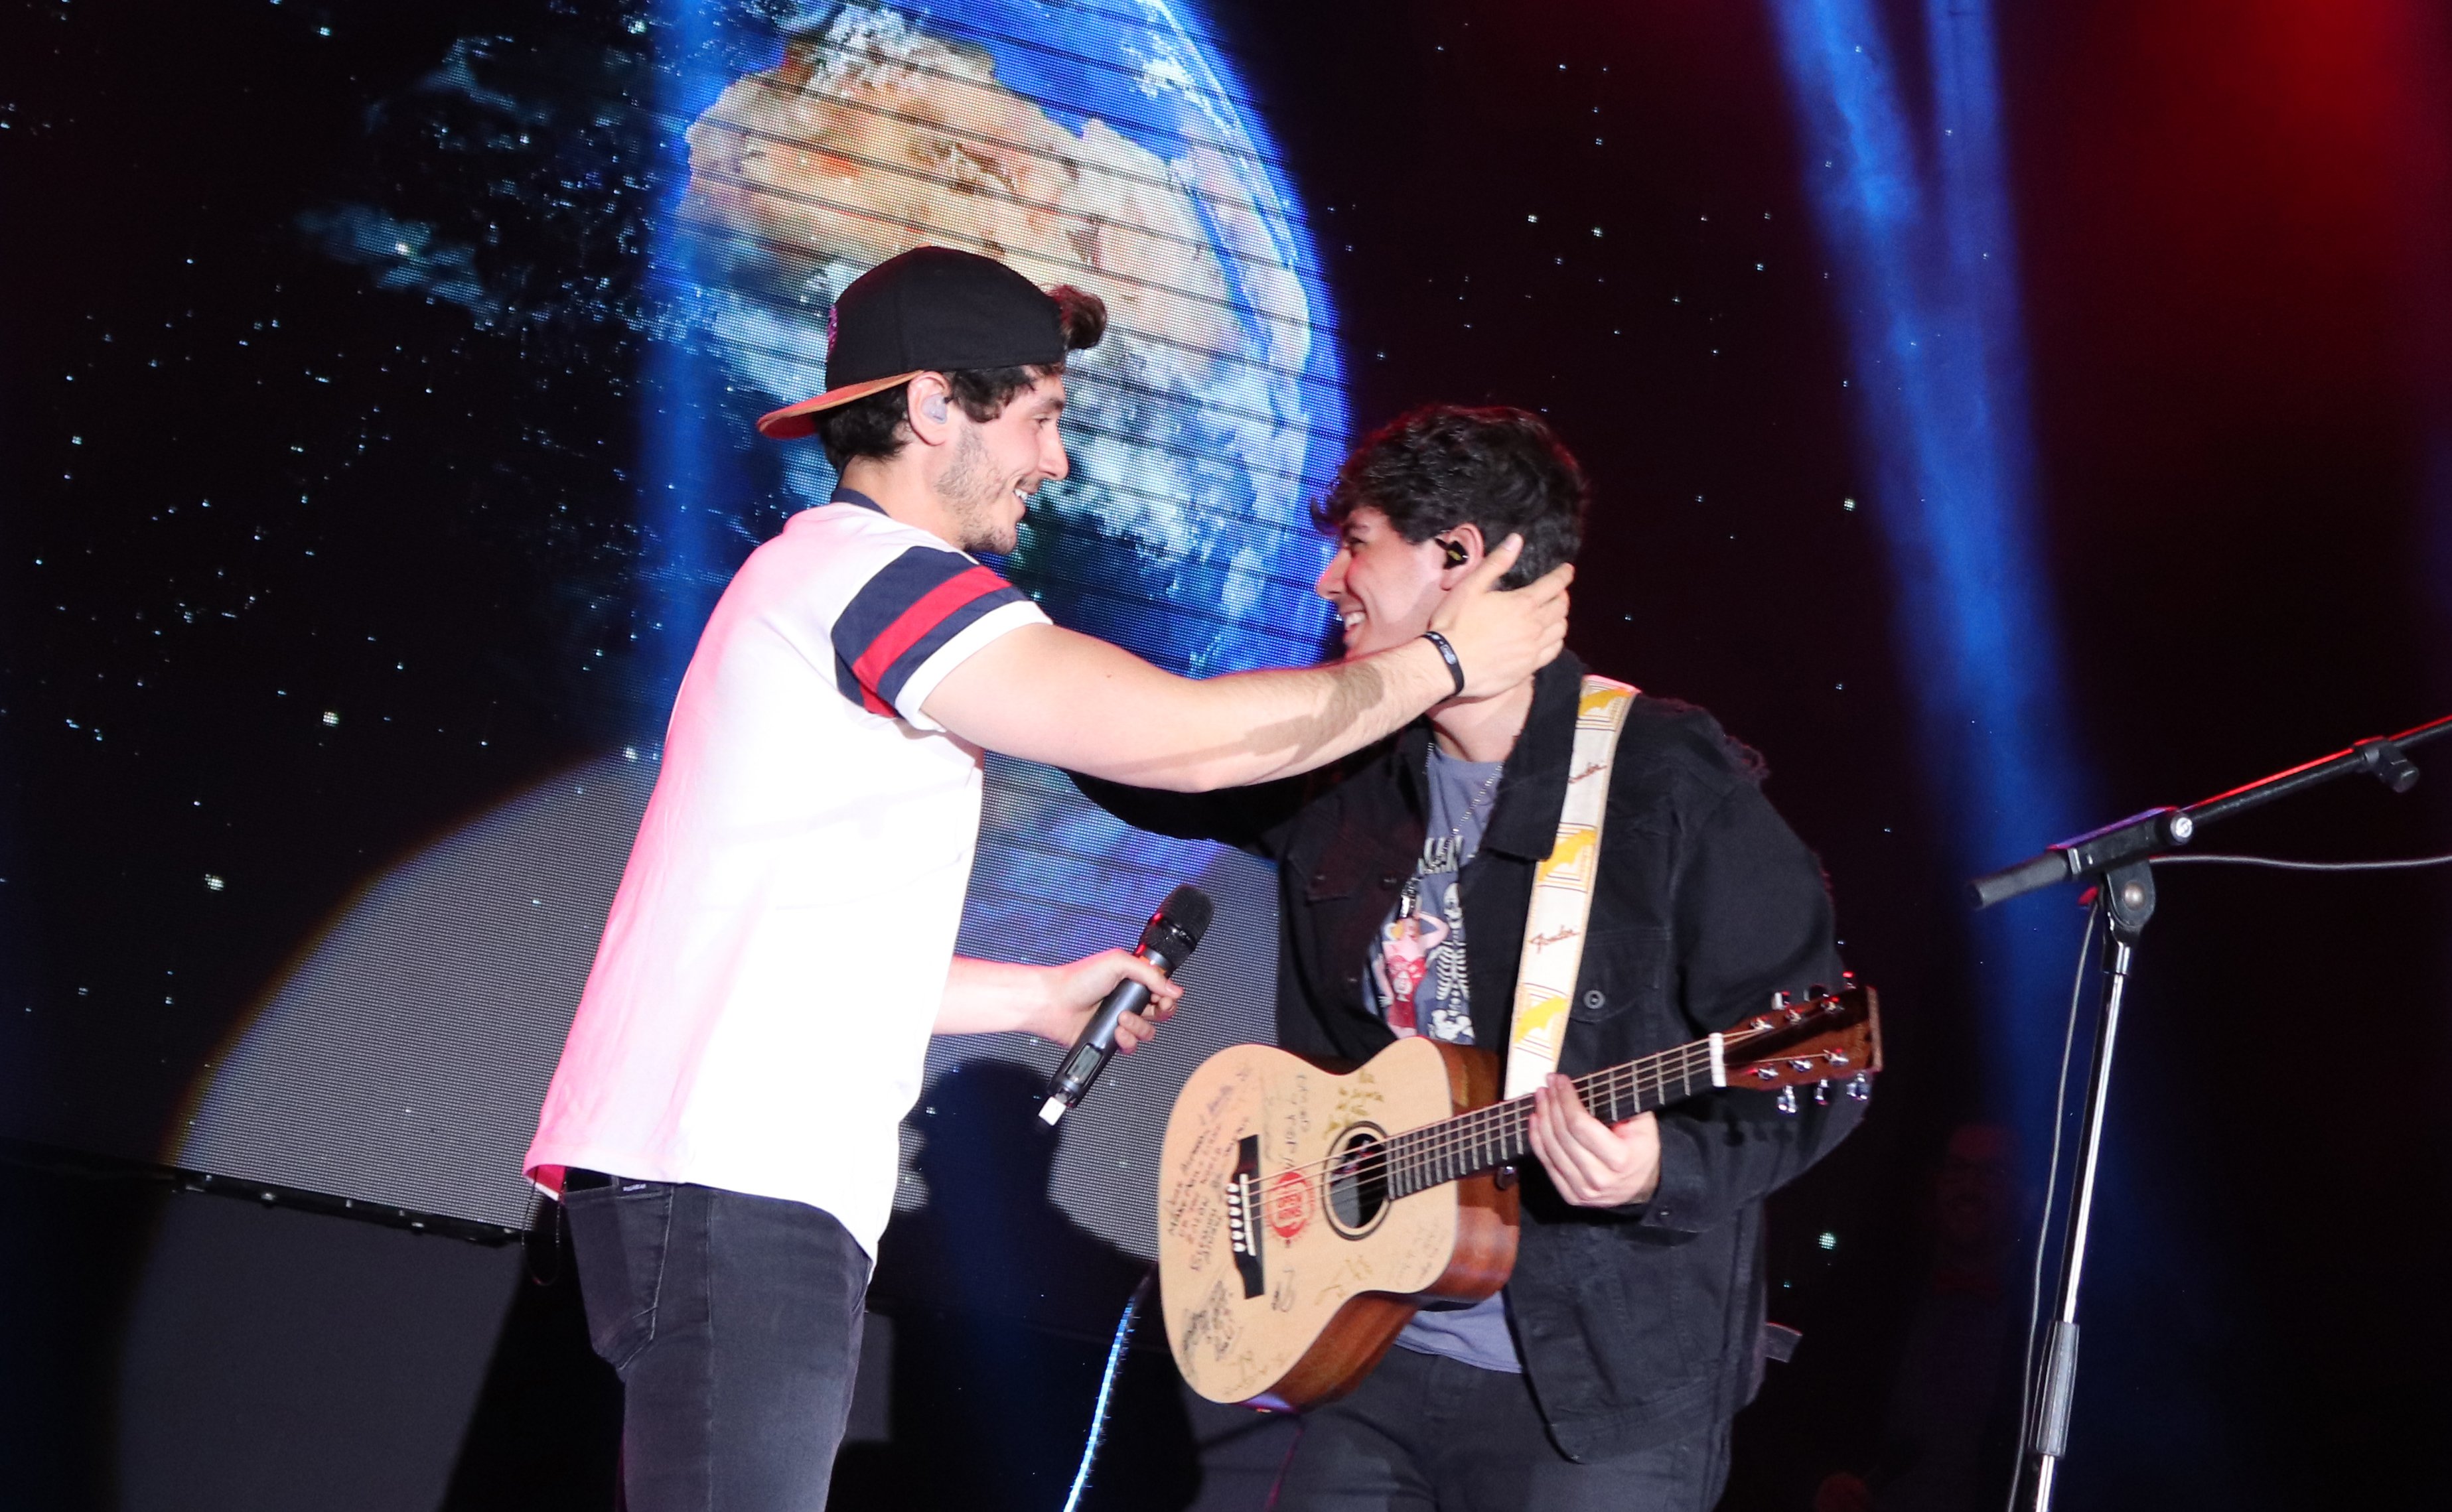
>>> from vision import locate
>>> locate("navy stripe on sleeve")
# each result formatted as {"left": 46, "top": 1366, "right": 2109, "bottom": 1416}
{"left": 831, "top": 546, "right": 1029, "bottom": 714}
{"left": 869, "top": 577, "right": 1028, "bottom": 709}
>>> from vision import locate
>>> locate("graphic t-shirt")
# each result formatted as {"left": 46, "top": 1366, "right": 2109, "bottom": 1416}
{"left": 1366, "top": 746, "right": 1523, "bottom": 1373}
{"left": 1366, "top": 748, "right": 1502, "bottom": 1042}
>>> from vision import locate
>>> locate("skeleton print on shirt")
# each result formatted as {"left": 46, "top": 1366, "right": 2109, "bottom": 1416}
{"left": 1365, "top": 752, "right": 1502, "bottom": 1044}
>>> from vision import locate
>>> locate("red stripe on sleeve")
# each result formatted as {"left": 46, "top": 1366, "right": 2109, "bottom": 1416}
{"left": 850, "top": 565, "right": 1010, "bottom": 700}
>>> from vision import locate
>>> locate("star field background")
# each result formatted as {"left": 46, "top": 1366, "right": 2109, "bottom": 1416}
{"left": 1, "top": 1, "right": 677, "bottom": 1163}
{"left": 3, "top": 0, "right": 1917, "bottom": 1170}
{"left": 3, "top": 1, "right": 2450, "bottom": 1506}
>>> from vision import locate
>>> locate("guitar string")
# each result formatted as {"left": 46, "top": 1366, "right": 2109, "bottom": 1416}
{"left": 1238, "top": 1022, "right": 1860, "bottom": 1199}
{"left": 1244, "top": 1040, "right": 1723, "bottom": 1196}
{"left": 1227, "top": 1004, "right": 1863, "bottom": 1196}
{"left": 1405, "top": 1044, "right": 1711, "bottom": 1156}
{"left": 1384, "top": 1042, "right": 1722, "bottom": 1192}
{"left": 1238, "top": 1040, "right": 1726, "bottom": 1195}
{"left": 1232, "top": 1044, "right": 1723, "bottom": 1215}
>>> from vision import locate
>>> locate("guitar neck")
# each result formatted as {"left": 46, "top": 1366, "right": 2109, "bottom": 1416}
{"left": 1382, "top": 1036, "right": 1720, "bottom": 1200}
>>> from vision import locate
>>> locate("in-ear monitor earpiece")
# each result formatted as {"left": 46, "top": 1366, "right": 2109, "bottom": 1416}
{"left": 1439, "top": 537, "right": 1469, "bottom": 568}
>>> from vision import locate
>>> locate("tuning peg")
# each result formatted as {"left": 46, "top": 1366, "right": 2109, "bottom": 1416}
{"left": 1814, "top": 1081, "right": 1829, "bottom": 1106}
{"left": 1776, "top": 1086, "right": 1798, "bottom": 1115}
{"left": 1846, "top": 1073, "right": 1871, "bottom": 1102}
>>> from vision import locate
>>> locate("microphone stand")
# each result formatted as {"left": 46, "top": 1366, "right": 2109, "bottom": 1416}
{"left": 1968, "top": 712, "right": 2452, "bottom": 1512}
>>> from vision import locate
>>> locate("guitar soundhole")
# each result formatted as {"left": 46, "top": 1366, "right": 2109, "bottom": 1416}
{"left": 1323, "top": 1123, "right": 1391, "bottom": 1238}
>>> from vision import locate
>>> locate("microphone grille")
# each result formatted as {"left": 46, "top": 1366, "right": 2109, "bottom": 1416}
{"left": 1155, "top": 883, "right": 1215, "bottom": 947}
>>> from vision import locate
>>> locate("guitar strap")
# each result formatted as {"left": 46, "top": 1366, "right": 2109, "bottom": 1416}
{"left": 1502, "top": 675, "right": 1639, "bottom": 1098}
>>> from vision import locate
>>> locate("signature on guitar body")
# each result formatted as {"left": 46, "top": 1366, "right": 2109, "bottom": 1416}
{"left": 1154, "top": 985, "right": 1880, "bottom": 1410}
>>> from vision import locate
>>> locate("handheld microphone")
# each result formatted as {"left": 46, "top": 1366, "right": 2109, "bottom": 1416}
{"left": 1038, "top": 884, "right": 1214, "bottom": 1126}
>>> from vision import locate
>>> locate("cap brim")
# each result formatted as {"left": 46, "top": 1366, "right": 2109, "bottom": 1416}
{"left": 754, "top": 370, "right": 925, "bottom": 439}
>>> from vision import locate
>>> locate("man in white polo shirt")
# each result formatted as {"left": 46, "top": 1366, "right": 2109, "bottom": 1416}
{"left": 524, "top": 246, "right": 1571, "bottom": 1511}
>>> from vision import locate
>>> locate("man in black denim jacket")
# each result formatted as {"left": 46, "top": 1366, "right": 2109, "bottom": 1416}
{"left": 1080, "top": 405, "right": 1863, "bottom": 1510}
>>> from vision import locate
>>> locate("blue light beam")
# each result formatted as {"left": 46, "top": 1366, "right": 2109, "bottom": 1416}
{"left": 1769, "top": 0, "right": 2091, "bottom": 1144}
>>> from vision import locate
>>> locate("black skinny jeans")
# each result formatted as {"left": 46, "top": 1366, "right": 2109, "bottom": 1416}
{"left": 563, "top": 1176, "right": 869, "bottom": 1512}
{"left": 1273, "top": 1344, "right": 1731, "bottom": 1512}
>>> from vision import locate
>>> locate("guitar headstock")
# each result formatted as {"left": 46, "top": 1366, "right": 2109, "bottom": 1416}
{"left": 1721, "top": 983, "right": 1881, "bottom": 1094}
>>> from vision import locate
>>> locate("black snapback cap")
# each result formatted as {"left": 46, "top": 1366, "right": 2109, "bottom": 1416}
{"left": 756, "top": 246, "right": 1066, "bottom": 440}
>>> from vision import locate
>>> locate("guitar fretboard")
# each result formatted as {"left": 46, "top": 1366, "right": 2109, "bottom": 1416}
{"left": 1379, "top": 1038, "right": 1718, "bottom": 1200}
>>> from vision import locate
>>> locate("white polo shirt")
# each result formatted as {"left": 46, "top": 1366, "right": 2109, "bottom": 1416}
{"left": 524, "top": 488, "right": 1048, "bottom": 1261}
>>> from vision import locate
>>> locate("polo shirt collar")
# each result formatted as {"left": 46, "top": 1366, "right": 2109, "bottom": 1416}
{"left": 831, "top": 485, "right": 887, "bottom": 514}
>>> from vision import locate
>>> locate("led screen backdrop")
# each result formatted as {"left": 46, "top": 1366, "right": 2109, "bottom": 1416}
{"left": 7, "top": 0, "right": 1343, "bottom": 1253}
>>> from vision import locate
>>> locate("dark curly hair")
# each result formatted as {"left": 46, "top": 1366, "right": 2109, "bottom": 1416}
{"left": 1312, "top": 404, "right": 1587, "bottom": 588}
{"left": 813, "top": 284, "right": 1108, "bottom": 470}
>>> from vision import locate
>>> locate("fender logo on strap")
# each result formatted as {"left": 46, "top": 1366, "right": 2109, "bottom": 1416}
{"left": 1504, "top": 676, "right": 1638, "bottom": 1099}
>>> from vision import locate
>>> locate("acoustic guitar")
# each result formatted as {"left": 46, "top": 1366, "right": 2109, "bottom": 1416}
{"left": 1156, "top": 983, "right": 1879, "bottom": 1409}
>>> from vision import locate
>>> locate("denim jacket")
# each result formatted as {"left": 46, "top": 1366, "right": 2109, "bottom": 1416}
{"left": 1076, "top": 651, "right": 1863, "bottom": 1459}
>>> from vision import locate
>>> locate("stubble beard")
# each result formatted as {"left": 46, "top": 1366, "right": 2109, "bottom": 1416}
{"left": 934, "top": 424, "right": 1018, "bottom": 555}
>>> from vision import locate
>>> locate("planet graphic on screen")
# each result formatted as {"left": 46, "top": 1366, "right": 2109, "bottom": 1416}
{"left": 175, "top": 1, "right": 1347, "bottom": 1257}
{"left": 680, "top": 1, "right": 1340, "bottom": 662}
{"left": 664, "top": 0, "right": 1346, "bottom": 956}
